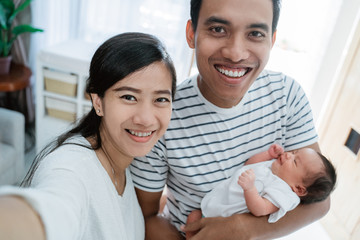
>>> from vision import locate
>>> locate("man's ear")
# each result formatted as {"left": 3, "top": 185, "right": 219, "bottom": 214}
{"left": 271, "top": 30, "right": 277, "bottom": 48}
{"left": 186, "top": 20, "right": 195, "bottom": 49}
{"left": 91, "top": 93, "right": 103, "bottom": 116}
{"left": 292, "top": 185, "right": 307, "bottom": 197}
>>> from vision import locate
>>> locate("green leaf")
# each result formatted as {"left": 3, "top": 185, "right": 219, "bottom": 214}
{"left": 0, "top": 0, "right": 43, "bottom": 56}
{"left": 12, "top": 24, "right": 43, "bottom": 35}
{"left": 0, "top": 3, "right": 8, "bottom": 29}
{"left": 0, "top": 40, "right": 4, "bottom": 54}
{"left": 0, "top": 0, "right": 15, "bottom": 25}
{"left": 8, "top": 0, "right": 32, "bottom": 24}
{"left": 0, "top": 0, "right": 15, "bottom": 12}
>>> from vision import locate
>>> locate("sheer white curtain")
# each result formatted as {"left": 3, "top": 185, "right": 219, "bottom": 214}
{"left": 30, "top": 0, "right": 192, "bottom": 85}
{"left": 29, "top": 0, "right": 80, "bottom": 82}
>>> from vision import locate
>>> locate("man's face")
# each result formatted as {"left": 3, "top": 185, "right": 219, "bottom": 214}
{"left": 186, "top": 0, "right": 275, "bottom": 108}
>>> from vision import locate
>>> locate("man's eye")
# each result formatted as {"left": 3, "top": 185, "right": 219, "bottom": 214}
{"left": 121, "top": 95, "right": 136, "bottom": 101}
{"left": 249, "top": 31, "right": 265, "bottom": 38}
{"left": 210, "top": 26, "right": 225, "bottom": 33}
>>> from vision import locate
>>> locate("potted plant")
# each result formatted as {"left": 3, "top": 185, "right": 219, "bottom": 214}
{"left": 0, "top": 0, "right": 43, "bottom": 74}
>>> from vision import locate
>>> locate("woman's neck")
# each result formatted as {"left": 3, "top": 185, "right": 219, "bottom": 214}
{"left": 87, "top": 135, "right": 131, "bottom": 195}
{"left": 99, "top": 144, "right": 127, "bottom": 195}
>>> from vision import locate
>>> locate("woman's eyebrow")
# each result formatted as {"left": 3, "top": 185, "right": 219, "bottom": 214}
{"left": 113, "top": 86, "right": 171, "bottom": 95}
{"left": 113, "top": 86, "right": 140, "bottom": 93}
{"left": 156, "top": 90, "right": 172, "bottom": 95}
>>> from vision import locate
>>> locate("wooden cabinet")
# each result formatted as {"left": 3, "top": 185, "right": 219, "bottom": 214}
{"left": 35, "top": 41, "right": 98, "bottom": 152}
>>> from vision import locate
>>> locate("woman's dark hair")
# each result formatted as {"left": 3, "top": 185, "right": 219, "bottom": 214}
{"left": 21, "top": 32, "right": 177, "bottom": 186}
{"left": 300, "top": 152, "right": 337, "bottom": 204}
{"left": 190, "top": 0, "right": 282, "bottom": 34}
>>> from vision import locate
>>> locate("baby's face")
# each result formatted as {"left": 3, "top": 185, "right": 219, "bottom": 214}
{"left": 271, "top": 148, "right": 323, "bottom": 196}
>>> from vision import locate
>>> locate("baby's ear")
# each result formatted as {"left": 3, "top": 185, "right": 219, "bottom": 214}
{"left": 292, "top": 185, "right": 307, "bottom": 197}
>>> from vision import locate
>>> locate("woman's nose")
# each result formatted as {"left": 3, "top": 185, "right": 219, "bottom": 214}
{"left": 132, "top": 104, "right": 156, "bottom": 127}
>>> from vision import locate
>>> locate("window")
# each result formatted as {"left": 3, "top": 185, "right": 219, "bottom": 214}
{"left": 31, "top": 0, "right": 193, "bottom": 83}
{"left": 267, "top": 0, "right": 342, "bottom": 96}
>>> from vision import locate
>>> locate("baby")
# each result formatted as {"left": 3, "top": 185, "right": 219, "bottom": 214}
{"left": 187, "top": 144, "right": 336, "bottom": 230}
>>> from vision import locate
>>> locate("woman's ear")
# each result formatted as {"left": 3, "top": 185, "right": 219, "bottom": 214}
{"left": 293, "top": 185, "right": 307, "bottom": 197}
{"left": 186, "top": 20, "right": 195, "bottom": 49}
{"left": 91, "top": 93, "right": 103, "bottom": 116}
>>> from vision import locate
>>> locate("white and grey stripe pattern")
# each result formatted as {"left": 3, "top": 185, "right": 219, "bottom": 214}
{"left": 130, "top": 69, "right": 318, "bottom": 231}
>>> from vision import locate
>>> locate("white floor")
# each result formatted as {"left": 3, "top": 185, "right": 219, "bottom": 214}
{"left": 276, "top": 221, "right": 331, "bottom": 240}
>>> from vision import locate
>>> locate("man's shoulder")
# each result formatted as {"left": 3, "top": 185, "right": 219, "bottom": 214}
{"left": 257, "top": 69, "right": 299, "bottom": 89}
{"left": 173, "top": 75, "right": 198, "bottom": 102}
{"left": 259, "top": 69, "right": 286, "bottom": 80}
{"left": 176, "top": 75, "right": 196, "bottom": 90}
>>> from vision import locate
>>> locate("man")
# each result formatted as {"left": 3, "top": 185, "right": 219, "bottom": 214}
{"left": 130, "top": 0, "right": 330, "bottom": 239}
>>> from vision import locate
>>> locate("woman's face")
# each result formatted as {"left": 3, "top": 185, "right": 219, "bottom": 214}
{"left": 92, "top": 61, "right": 173, "bottom": 159}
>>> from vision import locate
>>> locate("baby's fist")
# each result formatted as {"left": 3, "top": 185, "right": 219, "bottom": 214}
{"left": 238, "top": 169, "right": 255, "bottom": 191}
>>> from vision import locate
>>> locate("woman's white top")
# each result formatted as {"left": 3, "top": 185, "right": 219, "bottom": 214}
{"left": 0, "top": 136, "right": 144, "bottom": 240}
{"left": 201, "top": 160, "right": 300, "bottom": 223}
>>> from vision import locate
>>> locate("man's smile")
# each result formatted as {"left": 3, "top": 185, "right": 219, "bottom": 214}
{"left": 215, "top": 65, "right": 250, "bottom": 78}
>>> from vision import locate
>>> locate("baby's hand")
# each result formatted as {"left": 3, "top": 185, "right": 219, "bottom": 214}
{"left": 268, "top": 143, "right": 284, "bottom": 159}
{"left": 238, "top": 169, "right": 255, "bottom": 191}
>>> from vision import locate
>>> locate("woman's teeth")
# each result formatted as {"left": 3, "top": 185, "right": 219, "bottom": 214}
{"left": 129, "top": 130, "right": 152, "bottom": 137}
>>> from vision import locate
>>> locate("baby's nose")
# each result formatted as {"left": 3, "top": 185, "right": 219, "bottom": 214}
{"left": 280, "top": 152, "right": 290, "bottom": 164}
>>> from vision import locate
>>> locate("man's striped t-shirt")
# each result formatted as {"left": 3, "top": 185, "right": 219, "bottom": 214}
{"left": 130, "top": 69, "right": 318, "bottom": 232}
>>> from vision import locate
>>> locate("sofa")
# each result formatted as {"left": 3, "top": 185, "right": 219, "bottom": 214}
{"left": 0, "top": 107, "right": 25, "bottom": 185}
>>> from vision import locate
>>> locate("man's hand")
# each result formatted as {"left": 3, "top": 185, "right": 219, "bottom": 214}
{"left": 182, "top": 197, "right": 330, "bottom": 240}
{"left": 182, "top": 213, "right": 258, "bottom": 240}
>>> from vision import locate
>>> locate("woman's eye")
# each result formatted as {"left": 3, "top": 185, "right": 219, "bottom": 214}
{"left": 121, "top": 95, "right": 136, "bottom": 101}
{"left": 156, "top": 97, "right": 170, "bottom": 103}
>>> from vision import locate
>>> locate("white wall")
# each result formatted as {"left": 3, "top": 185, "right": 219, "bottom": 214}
{"left": 312, "top": 0, "right": 360, "bottom": 126}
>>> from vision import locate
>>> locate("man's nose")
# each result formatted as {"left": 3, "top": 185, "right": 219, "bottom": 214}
{"left": 221, "top": 35, "right": 250, "bottom": 62}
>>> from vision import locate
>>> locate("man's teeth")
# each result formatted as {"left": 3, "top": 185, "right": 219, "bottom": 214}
{"left": 216, "top": 67, "right": 247, "bottom": 77}
{"left": 129, "top": 130, "right": 152, "bottom": 137}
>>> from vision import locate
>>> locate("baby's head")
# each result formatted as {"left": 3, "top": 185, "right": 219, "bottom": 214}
{"left": 271, "top": 148, "right": 336, "bottom": 204}
{"left": 300, "top": 151, "right": 337, "bottom": 204}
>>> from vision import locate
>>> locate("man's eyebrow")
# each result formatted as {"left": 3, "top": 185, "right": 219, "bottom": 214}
{"left": 248, "top": 23, "right": 270, "bottom": 33}
{"left": 204, "top": 17, "right": 270, "bottom": 33}
{"left": 204, "top": 16, "right": 230, "bottom": 26}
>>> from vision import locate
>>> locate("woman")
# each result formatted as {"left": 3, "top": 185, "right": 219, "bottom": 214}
{"left": 0, "top": 32, "right": 176, "bottom": 240}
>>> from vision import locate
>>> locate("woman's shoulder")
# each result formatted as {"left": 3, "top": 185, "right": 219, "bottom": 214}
{"left": 39, "top": 136, "right": 96, "bottom": 171}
